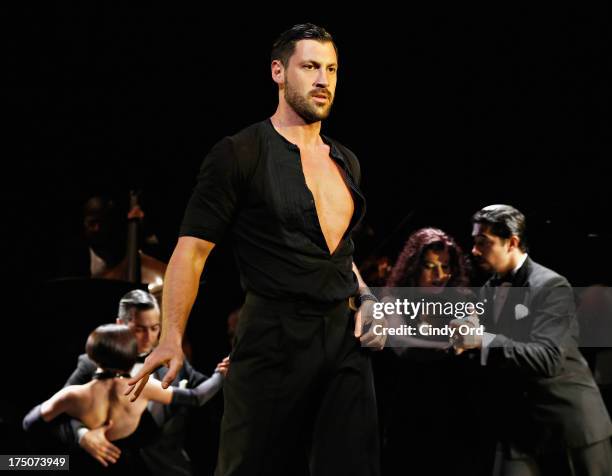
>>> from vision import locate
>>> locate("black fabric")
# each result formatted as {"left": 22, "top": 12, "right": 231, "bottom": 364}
{"left": 92, "top": 370, "right": 132, "bottom": 380}
{"left": 171, "top": 372, "right": 223, "bottom": 407}
{"left": 493, "top": 438, "right": 612, "bottom": 476}
{"left": 22, "top": 404, "right": 45, "bottom": 433}
{"left": 215, "top": 293, "right": 380, "bottom": 476}
{"left": 180, "top": 118, "right": 366, "bottom": 303}
{"left": 382, "top": 288, "right": 490, "bottom": 476}
{"left": 479, "top": 258, "right": 612, "bottom": 466}
{"left": 59, "top": 353, "right": 209, "bottom": 476}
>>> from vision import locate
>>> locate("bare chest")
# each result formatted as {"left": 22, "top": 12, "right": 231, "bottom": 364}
{"left": 299, "top": 149, "right": 354, "bottom": 253}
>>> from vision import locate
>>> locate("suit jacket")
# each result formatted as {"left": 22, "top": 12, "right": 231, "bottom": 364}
{"left": 480, "top": 257, "right": 612, "bottom": 452}
{"left": 64, "top": 353, "right": 208, "bottom": 476}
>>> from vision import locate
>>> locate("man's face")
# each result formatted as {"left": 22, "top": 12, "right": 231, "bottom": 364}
{"left": 471, "top": 224, "right": 512, "bottom": 274}
{"left": 282, "top": 39, "right": 338, "bottom": 123}
{"left": 123, "top": 308, "right": 161, "bottom": 354}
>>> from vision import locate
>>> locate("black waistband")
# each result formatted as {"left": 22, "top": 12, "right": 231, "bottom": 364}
{"left": 244, "top": 292, "right": 350, "bottom": 316}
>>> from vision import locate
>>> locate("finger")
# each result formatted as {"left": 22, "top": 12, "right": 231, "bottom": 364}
{"left": 105, "top": 451, "right": 120, "bottom": 462}
{"left": 130, "top": 373, "right": 150, "bottom": 402}
{"left": 102, "top": 453, "right": 117, "bottom": 465}
{"left": 162, "top": 359, "right": 181, "bottom": 389}
{"left": 94, "top": 455, "right": 109, "bottom": 467}
{"left": 375, "top": 335, "right": 387, "bottom": 351}
{"left": 360, "top": 331, "right": 379, "bottom": 347}
{"left": 127, "top": 361, "right": 159, "bottom": 387}
{"left": 354, "top": 311, "right": 363, "bottom": 338}
{"left": 104, "top": 444, "right": 121, "bottom": 459}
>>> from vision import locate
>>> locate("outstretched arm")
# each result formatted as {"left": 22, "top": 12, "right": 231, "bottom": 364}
{"left": 171, "top": 371, "right": 224, "bottom": 407}
{"left": 142, "top": 358, "right": 228, "bottom": 407}
{"left": 23, "top": 387, "right": 75, "bottom": 434}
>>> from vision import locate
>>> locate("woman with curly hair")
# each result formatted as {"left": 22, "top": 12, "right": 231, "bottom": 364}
{"left": 386, "top": 227, "right": 470, "bottom": 290}
{"left": 381, "top": 228, "right": 485, "bottom": 476}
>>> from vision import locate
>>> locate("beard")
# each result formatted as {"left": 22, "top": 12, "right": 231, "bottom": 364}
{"left": 284, "top": 78, "right": 334, "bottom": 124}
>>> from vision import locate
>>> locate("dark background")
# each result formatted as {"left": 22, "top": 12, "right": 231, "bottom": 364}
{"left": 2, "top": 3, "right": 610, "bottom": 460}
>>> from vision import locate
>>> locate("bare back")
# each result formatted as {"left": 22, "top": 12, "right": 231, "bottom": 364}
{"left": 63, "top": 379, "right": 149, "bottom": 441}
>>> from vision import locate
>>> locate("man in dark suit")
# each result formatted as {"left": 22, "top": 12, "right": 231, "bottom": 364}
{"left": 451, "top": 204, "right": 612, "bottom": 475}
{"left": 64, "top": 289, "right": 225, "bottom": 475}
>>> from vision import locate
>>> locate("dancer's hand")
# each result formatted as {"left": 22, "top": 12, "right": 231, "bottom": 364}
{"left": 125, "top": 340, "right": 184, "bottom": 401}
{"left": 354, "top": 300, "right": 386, "bottom": 350}
{"left": 215, "top": 356, "right": 230, "bottom": 377}
{"left": 449, "top": 317, "right": 482, "bottom": 355}
{"left": 79, "top": 422, "right": 121, "bottom": 467}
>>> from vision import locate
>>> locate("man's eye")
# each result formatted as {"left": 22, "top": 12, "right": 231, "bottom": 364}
{"left": 328, "top": 67, "right": 337, "bottom": 73}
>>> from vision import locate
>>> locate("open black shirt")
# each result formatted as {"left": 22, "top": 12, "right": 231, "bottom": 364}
{"left": 180, "top": 118, "right": 366, "bottom": 303}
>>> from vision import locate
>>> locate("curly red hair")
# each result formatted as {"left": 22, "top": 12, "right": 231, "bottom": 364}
{"left": 386, "top": 228, "right": 470, "bottom": 287}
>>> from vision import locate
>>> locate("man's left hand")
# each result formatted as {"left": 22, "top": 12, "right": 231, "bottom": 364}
{"left": 354, "top": 300, "right": 386, "bottom": 350}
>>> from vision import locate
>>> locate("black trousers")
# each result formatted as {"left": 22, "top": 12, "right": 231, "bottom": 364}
{"left": 493, "top": 438, "right": 612, "bottom": 476}
{"left": 215, "top": 293, "right": 380, "bottom": 476}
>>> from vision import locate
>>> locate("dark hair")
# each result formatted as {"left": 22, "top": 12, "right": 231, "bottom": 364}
{"left": 86, "top": 324, "right": 137, "bottom": 372}
{"left": 117, "top": 289, "right": 159, "bottom": 323}
{"left": 271, "top": 23, "right": 337, "bottom": 67}
{"left": 471, "top": 204, "right": 528, "bottom": 252}
{"left": 386, "top": 228, "right": 470, "bottom": 287}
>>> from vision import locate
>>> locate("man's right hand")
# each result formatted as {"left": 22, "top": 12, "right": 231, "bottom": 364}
{"left": 79, "top": 421, "right": 121, "bottom": 467}
{"left": 125, "top": 340, "right": 184, "bottom": 401}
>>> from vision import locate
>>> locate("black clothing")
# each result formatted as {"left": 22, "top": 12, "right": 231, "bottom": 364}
{"left": 181, "top": 119, "right": 379, "bottom": 475}
{"left": 180, "top": 118, "right": 366, "bottom": 304}
{"left": 63, "top": 353, "right": 208, "bottom": 476}
{"left": 216, "top": 293, "right": 379, "bottom": 476}
{"left": 480, "top": 257, "right": 612, "bottom": 474}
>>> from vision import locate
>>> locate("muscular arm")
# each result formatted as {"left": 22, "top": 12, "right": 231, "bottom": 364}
{"left": 160, "top": 236, "right": 215, "bottom": 346}
{"left": 127, "top": 236, "right": 215, "bottom": 396}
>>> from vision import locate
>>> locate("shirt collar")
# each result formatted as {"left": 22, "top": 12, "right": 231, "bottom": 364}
{"left": 511, "top": 253, "right": 528, "bottom": 276}
{"left": 265, "top": 118, "right": 351, "bottom": 174}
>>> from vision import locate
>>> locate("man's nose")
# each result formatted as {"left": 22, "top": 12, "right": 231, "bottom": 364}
{"left": 315, "top": 69, "right": 330, "bottom": 87}
{"left": 472, "top": 245, "right": 480, "bottom": 256}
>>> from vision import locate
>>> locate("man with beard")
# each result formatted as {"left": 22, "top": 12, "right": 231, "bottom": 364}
{"left": 451, "top": 205, "right": 612, "bottom": 476}
{"left": 126, "top": 23, "right": 382, "bottom": 476}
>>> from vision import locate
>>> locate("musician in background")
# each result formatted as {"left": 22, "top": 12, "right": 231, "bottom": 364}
{"left": 56, "top": 194, "right": 167, "bottom": 299}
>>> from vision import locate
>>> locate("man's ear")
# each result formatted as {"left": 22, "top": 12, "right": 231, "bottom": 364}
{"left": 508, "top": 235, "right": 521, "bottom": 252}
{"left": 271, "top": 59, "right": 285, "bottom": 86}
